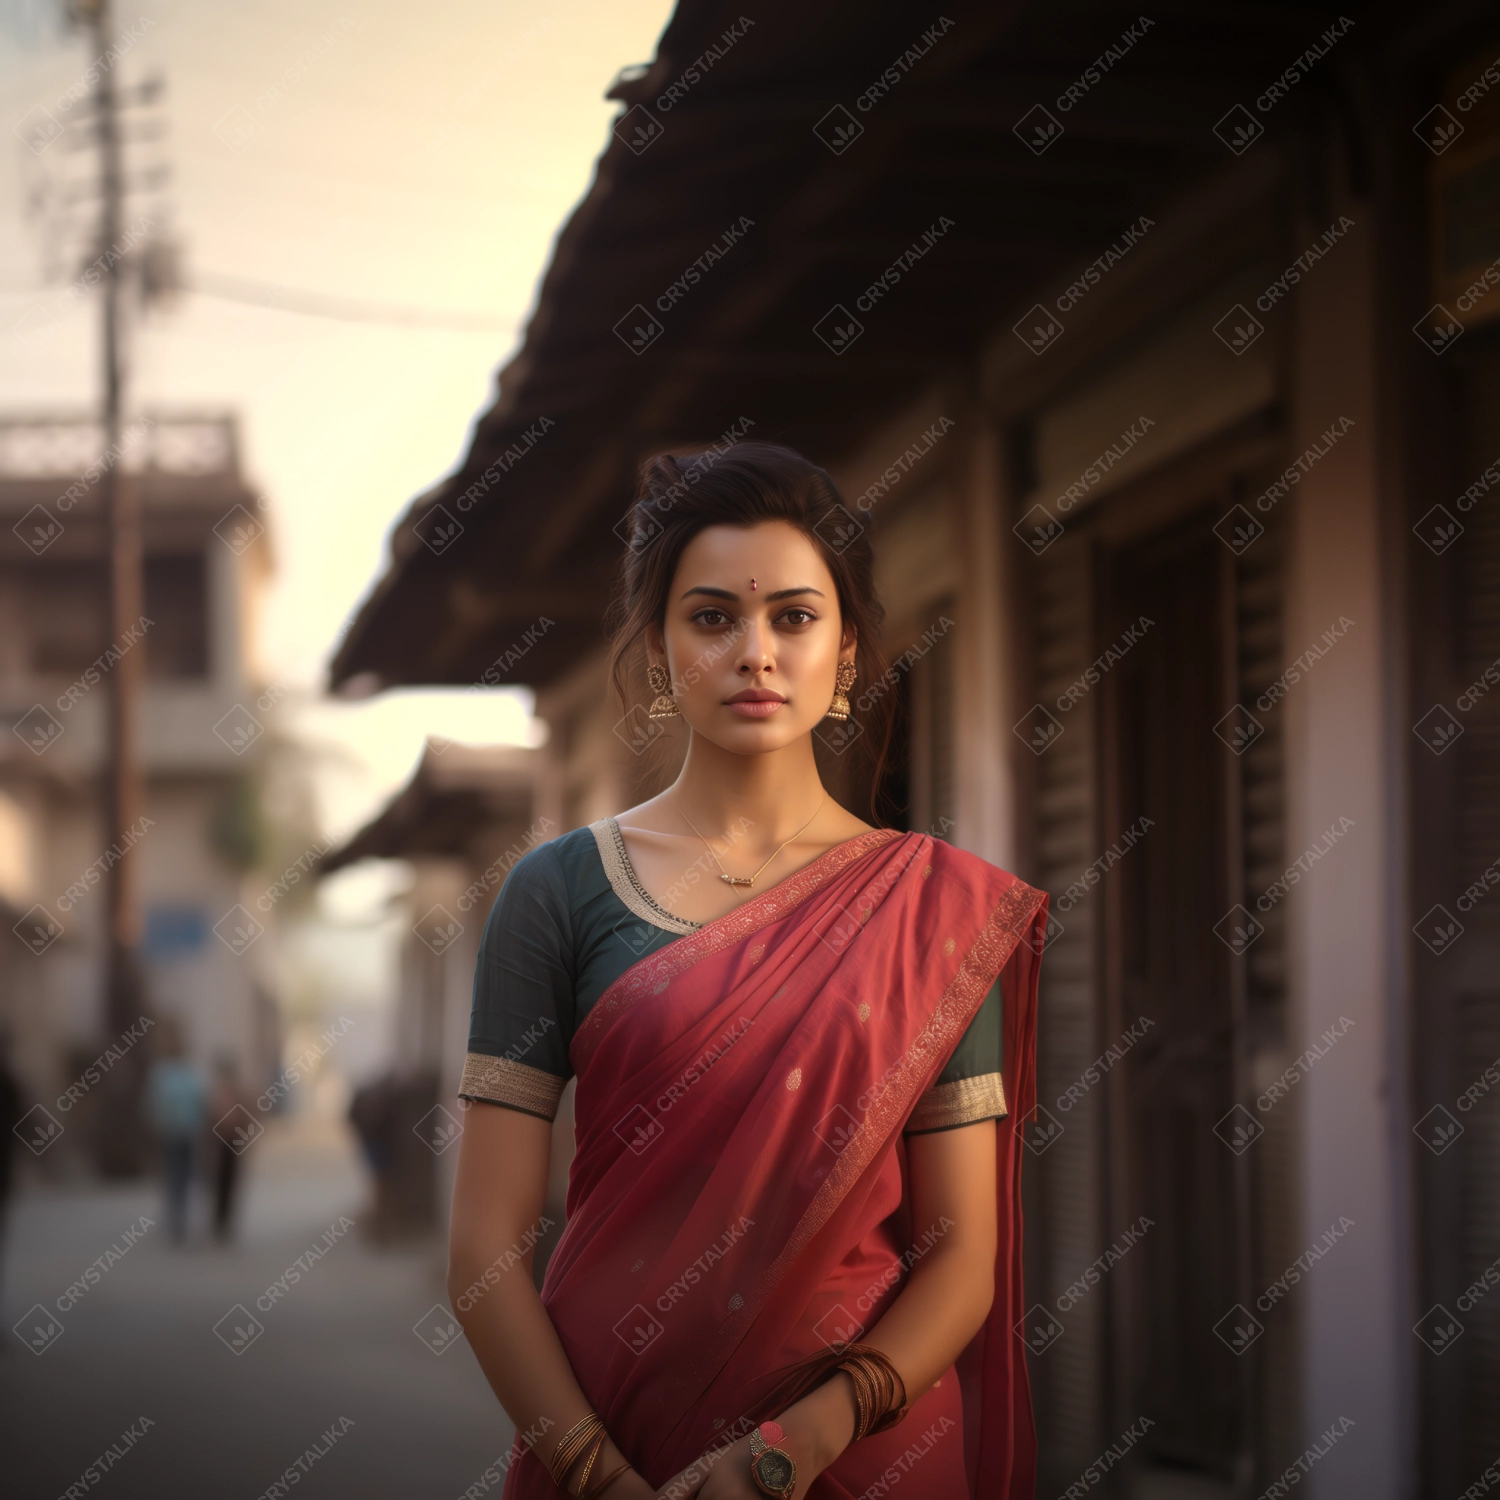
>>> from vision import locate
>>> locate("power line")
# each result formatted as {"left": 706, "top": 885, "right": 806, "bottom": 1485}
{"left": 186, "top": 269, "right": 518, "bottom": 332}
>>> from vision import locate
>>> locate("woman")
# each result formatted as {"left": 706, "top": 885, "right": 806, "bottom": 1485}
{"left": 448, "top": 444, "right": 1048, "bottom": 1499}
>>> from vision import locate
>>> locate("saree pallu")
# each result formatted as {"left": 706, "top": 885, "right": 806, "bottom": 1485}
{"left": 502, "top": 829, "right": 1048, "bottom": 1499}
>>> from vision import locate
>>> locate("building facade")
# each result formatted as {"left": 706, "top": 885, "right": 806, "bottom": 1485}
{"left": 0, "top": 413, "right": 279, "bottom": 1169}
{"left": 328, "top": 6, "right": 1500, "bottom": 1494}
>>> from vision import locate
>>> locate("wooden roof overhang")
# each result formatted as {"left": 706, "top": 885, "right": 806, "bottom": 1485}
{"left": 329, "top": 0, "right": 1364, "bottom": 694}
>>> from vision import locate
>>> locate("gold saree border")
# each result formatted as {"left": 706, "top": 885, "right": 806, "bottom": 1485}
{"left": 683, "top": 868, "right": 1048, "bottom": 1399}
{"left": 571, "top": 827, "right": 904, "bottom": 1075}
{"left": 905, "top": 1072, "right": 1008, "bottom": 1133}
{"left": 458, "top": 1051, "right": 565, "bottom": 1122}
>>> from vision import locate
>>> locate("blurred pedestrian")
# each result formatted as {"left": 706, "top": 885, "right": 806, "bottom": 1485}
{"left": 206, "top": 1056, "right": 253, "bottom": 1242}
{"left": 348, "top": 1074, "right": 397, "bottom": 1242}
{"left": 0, "top": 1026, "right": 21, "bottom": 1301}
{"left": 145, "top": 1021, "right": 206, "bottom": 1244}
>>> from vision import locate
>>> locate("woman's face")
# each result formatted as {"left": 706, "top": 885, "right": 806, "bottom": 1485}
{"left": 650, "top": 520, "right": 854, "bottom": 755}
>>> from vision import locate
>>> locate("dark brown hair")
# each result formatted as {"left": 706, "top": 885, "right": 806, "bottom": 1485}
{"left": 604, "top": 441, "right": 898, "bottom": 824}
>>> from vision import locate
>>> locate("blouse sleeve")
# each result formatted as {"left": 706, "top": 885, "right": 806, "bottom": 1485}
{"left": 904, "top": 975, "right": 1006, "bottom": 1134}
{"left": 457, "top": 841, "right": 575, "bottom": 1123}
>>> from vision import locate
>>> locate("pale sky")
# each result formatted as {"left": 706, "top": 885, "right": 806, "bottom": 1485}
{"left": 1, "top": 0, "right": 677, "bottom": 836}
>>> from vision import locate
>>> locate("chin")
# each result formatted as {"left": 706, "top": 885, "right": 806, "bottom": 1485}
{"left": 695, "top": 713, "right": 811, "bottom": 753}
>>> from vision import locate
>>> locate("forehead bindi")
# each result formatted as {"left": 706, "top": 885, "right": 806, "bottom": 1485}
{"left": 674, "top": 521, "right": 832, "bottom": 600}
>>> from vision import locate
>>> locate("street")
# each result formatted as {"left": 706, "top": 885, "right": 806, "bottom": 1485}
{"left": 0, "top": 1114, "right": 513, "bottom": 1499}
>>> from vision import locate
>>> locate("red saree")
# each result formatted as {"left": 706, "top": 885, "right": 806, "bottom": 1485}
{"left": 503, "top": 829, "right": 1048, "bottom": 1499}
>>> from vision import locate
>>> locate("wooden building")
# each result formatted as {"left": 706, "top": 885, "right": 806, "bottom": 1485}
{"left": 329, "top": 4, "right": 1500, "bottom": 1495}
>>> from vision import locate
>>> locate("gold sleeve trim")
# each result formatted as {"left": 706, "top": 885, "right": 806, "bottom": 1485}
{"left": 905, "top": 1072, "right": 1007, "bottom": 1134}
{"left": 458, "top": 1051, "right": 566, "bottom": 1121}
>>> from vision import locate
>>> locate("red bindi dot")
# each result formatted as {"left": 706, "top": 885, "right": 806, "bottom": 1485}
{"left": 750, "top": 578, "right": 757, "bottom": 590}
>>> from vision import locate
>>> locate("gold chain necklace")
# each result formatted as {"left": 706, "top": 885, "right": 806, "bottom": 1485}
{"left": 676, "top": 793, "right": 827, "bottom": 888}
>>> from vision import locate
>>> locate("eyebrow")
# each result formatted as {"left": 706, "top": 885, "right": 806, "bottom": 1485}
{"left": 680, "top": 585, "right": 826, "bottom": 602}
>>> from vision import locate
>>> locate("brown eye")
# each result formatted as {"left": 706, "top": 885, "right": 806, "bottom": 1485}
{"left": 693, "top": 608, "right": 731, "bottom": 627}
{"left": 780, "top": 608, "right": 815, "bottom": 626}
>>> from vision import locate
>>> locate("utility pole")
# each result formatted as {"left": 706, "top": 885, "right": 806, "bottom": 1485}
{"left": 77, "top": 0, "right": 147, "bottom": 1154}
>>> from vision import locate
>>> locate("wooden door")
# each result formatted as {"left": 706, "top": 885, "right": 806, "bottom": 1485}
{"left": 1097, "top": 515, "right": 1244, "bottom": 1479}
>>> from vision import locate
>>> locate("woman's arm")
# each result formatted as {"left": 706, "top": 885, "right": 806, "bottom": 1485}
{"left": 676, "top": 1118, "right": 1000, "bottom": 1498}
{"left": 448, "top": 1100, "right": 655, "bottom": 1499}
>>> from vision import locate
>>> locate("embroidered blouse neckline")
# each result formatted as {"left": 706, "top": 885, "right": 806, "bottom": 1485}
{"left": 588, "top": 818, "right": 701, "bottom": 934}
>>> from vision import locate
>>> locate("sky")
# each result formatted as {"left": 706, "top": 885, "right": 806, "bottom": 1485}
{"left": 0, "top": 0, "right": 677, "bottom": 838}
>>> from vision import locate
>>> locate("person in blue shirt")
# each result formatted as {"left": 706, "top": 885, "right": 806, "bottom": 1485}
{"left": 145, "top": 1021, "right": 206, "bottom": 1243}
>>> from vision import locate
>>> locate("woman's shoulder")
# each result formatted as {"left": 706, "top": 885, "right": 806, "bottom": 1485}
{"left": 483, "top": 824, "right": 605, "bottom": 917}
{"left": 920, "top": 834, "right": 1043, "bottom": 897}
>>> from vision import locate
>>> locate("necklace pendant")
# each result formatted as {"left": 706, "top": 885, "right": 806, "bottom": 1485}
{"left": 719, "top": 874, "right": 755, "bottom": 888}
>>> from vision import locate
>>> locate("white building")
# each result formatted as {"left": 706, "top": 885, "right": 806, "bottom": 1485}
{"left": 0, "top": 413, "right": 280, "bottom": 1169}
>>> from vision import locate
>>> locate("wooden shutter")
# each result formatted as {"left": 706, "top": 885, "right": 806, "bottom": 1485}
{"left": 1027, "top": 528, "right": 1105, "bottom": 1488}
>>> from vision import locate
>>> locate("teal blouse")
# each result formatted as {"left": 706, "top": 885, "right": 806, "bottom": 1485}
{"left": 459, "top": 820, "right": 1006, "bottom": 1134}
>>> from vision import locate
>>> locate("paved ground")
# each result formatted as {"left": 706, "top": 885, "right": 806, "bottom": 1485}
{"left": 0, "top": 1115, "right": 515, "bottom": 1499}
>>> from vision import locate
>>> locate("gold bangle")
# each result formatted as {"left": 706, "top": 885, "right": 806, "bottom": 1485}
{"left": 835, "top": 1346, "right": 909, "bottom": 1441}
{"left": 574, "top": 1430, "right": 608, "bottom": 1496}
{"left": 585, "top": 1458, "right": 632, "bottom": 1498}
{"left": 548, "top": 1413, "right": 605, "bottom": 1489}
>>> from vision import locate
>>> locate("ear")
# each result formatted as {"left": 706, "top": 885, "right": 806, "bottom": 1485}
{"left": 644, "top": 622, "right": 666, "bottom": 659}
{"left": 840, "top": 622, "right": 858, "bottom": 660}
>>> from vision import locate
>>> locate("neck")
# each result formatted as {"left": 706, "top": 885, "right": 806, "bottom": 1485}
{"left": 670, "top": 731, "right": 827, "bottom": 851}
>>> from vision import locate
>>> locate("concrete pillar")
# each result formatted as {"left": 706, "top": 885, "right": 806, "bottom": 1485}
{"left": 952, "top": 405, "right": 1022, "bottom": 872}
{"left": 1284, "top": 199, "right": 1412, "bottom": 1496}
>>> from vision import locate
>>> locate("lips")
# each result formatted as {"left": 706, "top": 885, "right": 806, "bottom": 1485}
{"left": 725, "top": 689, "right": 786, "bottom": 718}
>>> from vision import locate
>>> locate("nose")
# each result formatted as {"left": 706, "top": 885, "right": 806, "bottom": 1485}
{"left": 735, "top": 614, "right": 775, "bottom": 676}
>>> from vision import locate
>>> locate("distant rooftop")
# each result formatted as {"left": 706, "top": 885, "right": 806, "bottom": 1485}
{"left": 0, "top": 413, "right": 241, "bottom": 481}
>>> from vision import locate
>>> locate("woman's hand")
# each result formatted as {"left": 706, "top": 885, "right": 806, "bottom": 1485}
{"left": 654, "top": 1372, "right": 857, "bottom": 1499}
{"left": 652, "top": 1434, "right": 758, "bottom": 1499}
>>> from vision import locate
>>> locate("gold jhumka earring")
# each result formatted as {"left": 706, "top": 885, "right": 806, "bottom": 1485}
{"left": 647, "top": 662, "right": 680, "bottom": 719}
{"left": 824, "top": 661, "right": 856, "bottom": 721}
